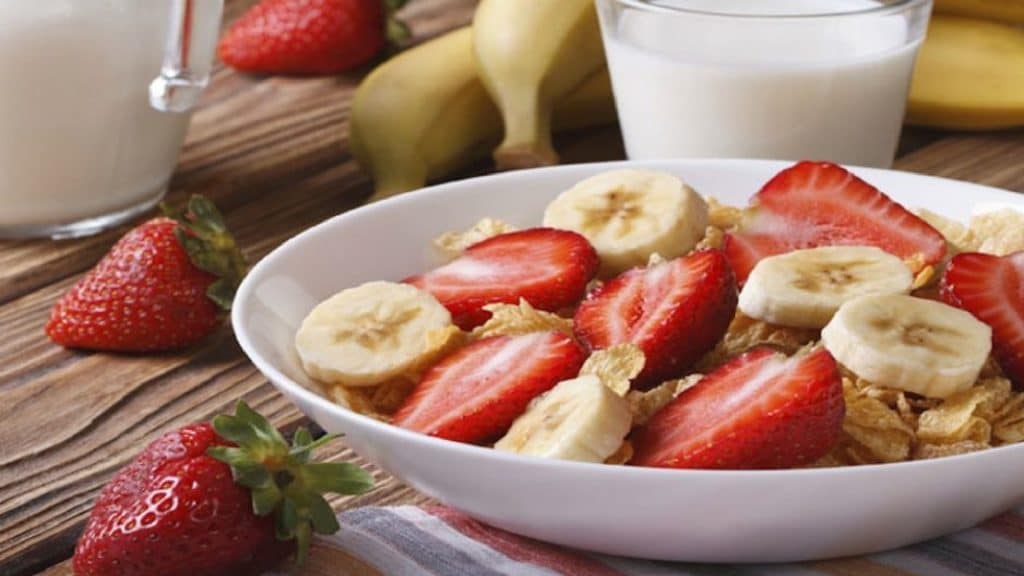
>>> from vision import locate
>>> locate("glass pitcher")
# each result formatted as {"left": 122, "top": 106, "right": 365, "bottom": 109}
{"left": 0, "top": 0, "right": 223, "bottom": 239}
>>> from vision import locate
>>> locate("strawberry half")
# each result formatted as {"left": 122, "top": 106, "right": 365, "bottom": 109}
{"left": 392, "top": 331, "right": 586, "bottom": 443}
{"left": 46, "top": 196, "right": 246, "bottom": 352}
{"left": 73, "top": 402, "right": 374, "bottom": 576}
{"left": 723, "top": 161, "right": 947, "bottom": 284}
{"left": 573, "top": 250, "right": 737, "bottom": 388}
{"left": 406, "top": 228, "right": 599, "bottom": 330}
{"left": 631, "top": 347, "right": 844, "bottom": 469}
{"left": 941, "top": 251, "right": 1024, "bottom": 389}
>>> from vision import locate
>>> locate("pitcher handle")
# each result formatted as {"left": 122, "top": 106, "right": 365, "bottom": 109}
{"left": 150, "top": 0, "right": 224, "bottom": 113}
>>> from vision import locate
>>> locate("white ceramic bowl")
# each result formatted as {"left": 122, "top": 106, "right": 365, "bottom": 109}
{"left": 233, "top": 159, "right": 1024, "bottom": 562}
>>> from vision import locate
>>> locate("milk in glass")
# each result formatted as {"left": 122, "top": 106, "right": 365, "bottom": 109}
{"left": 599, "top": 0, "right": 928, "bottom": 167}
{"left": 0, "top": 1, "right": 221, "bottom": 237}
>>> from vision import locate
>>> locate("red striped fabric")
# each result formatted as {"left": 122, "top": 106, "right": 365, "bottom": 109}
{"left": 981, "top": 510, "right": 1024, "bottom": 542}
{"left": 320, "top": 505, "right": 1024, "bottom": 576}
{"left": 427, "top": 506, "right": 626, "bottom": 576}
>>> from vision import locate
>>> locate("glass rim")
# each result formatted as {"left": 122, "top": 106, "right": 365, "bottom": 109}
{"left": 610, "top": 0, "right": 931, "bottom": 19}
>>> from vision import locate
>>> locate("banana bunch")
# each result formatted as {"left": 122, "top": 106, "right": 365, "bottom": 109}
{"left": 934, "top": 0, "right": 1024, "bottom": 24}
{"left": 907, "top": 13, "right": 1024, "bottom": 130}
{"left": 351, "top": 0, "right": 614, "bottom": 200}
{"left": 473, "top": 0, "right": 606, "bottom": 169}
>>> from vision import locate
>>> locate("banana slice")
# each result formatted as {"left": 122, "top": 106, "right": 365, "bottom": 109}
{"left": 821, "top": 294, "right": 992, "bottom": 398}
{"left": 494, "top": 375, "right": 632, "bottom": 462}
{"left": 542, "top": 169, "right": 708, "bottom": 277}
{"left": 295, "top": 281, "right": 456, "bottom": 386}
{"left": 739, "top": 246, "right": 914, "bottom": 329}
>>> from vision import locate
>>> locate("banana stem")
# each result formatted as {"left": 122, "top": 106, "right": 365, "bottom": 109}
{"left": 493, "top": 92, "right": 559, "bottom": 170}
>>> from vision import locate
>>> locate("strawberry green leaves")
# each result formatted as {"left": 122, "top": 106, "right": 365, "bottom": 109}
{"left": 207, "top": 401, "right": 374, "bottom": 565}
{"left": 163, "top": 195, "right": 248, "bottom": 311}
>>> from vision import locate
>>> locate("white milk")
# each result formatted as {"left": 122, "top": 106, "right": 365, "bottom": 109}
{"left": 600, "top": 0, "right": 924, "bottom": 167}
{"left": 0, "top": 3, "right": 190, "bottom": 231}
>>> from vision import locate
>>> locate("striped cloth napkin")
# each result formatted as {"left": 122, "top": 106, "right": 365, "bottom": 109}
{"left": 287, "top": 505, "right": 1024, "bottom": 576}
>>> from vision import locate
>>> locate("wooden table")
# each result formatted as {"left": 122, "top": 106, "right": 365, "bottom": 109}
{"left": 2, "top": 1, "right": 1023, "bottom": 574}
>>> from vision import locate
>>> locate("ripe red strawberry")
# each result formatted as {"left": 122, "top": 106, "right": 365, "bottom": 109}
{"left": 73, "top": 402, "right": 374, "bottom": 576}
{"left": 392, "top": 331, "right": 586, "bottom": 443}
{"left": 941, "top": 251, "right": 1024, "bottom": 389}
{"left": 46, "top": 196, "right": 246, "bottom": 352}
{"left": 723, "top": 161, "right": 947, "bottom": 284}
{"left": 405, "top": 228, "right": 600, "bottom": 330}
{"left": 218, "top": 0, "right": 407, "bottom": 75}
{"left": 631, "top": 347, "right": 844, "bottom": 469}
{"left": 573, "top": 250, "right": 737, "bottom": 388}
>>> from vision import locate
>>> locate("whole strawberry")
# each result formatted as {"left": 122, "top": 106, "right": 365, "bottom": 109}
{"left": 73, "top": 402, "right": 374, "bottom": 576}
{"left": 219, "top": 0, "right": 409, "bottom": 75}
{"left": 46, "top": 196, "right": 246, "bottom": 352}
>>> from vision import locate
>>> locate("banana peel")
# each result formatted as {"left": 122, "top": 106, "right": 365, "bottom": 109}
{"left": 473, "top": 0, "right": 606, "bottom": 170}
{"left": 934, "top": 0, "right": 1024, "bottom": 25}
{"left": 350, "top": 27, "right": 615, "bottom": 200}
{"left": 907, "top": 15, "right": 1024, "bottom": 130}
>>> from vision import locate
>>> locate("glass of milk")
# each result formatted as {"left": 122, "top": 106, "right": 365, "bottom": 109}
{"left": 596, "top": 0, "right": 932, "bottom": 167}
{"left": 0, "top": 0, "right": 223, "bottom": 239}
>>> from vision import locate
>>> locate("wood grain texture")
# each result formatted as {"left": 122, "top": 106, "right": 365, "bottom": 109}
{"left": 0, "top": 1, "right": 466, "bottom": 574}
{"left": 2, "top": 0, "right": 1023, "bottom": 575}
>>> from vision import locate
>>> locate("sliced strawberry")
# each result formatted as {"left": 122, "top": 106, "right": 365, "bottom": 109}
{"left": 573, "top": 250, "right": 736, "bottom": 388}
{"left": 941, "top": 251, "right": 1024, "bottom": 389}
{"left": 723, "top": 161, "right": 947, "bottom": 284}
{"left": 406, "top": 228, "right": 599, "bottom": 330}
{"left": 631, "top": 347, "right": 844, "bottom": 469}
{"left": 392, "top": 331, "right": 586, "bottom": 443}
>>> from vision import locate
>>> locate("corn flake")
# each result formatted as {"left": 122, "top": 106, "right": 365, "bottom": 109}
{"left": 627, "top": 374, "right": 703, "bottom": 426}
{"left": 904, "top": 253, "right": 928, "bottom": 275}
{"left": 993, "top": 390, "right": 1024, "bottom": 444}
{"left": 471, "top": 299, "right": 574, "bottom": 340}
{"left": 896, "top": 393, "right": 919, "bottom": 429}
{"left": 915, "top": 208, "right": 978, "bottom": 254}
{"left": 368, "top": 377, "right": 417, "bottom": 414}
{"left": 841, "top": 379, "right": 914, "bottom": 463}
{"left": 810, "top": 453, "right": 847, "bottom": 468}
{"left": 826, "top": 434, "right": 891, "bottom": 466}
{"left": 580, "top": 343, "right": 646, "bottom": 396}
{"left": 917, "top": 380, "right": 1008, "bottom": 444}
{"left": 705, "top": 196, "right": 745, "bottom": 229}
{"left": 911, "top": 265, "right": 937, "bottom": 290}
{"left": 970, "top": 209, "right": 1024, "bottom": 256}
{"left": 694, "top": 225, "right": 725, "bottom": 251}
{"left": 914, "top": 441, "right": 988, "bottom": 460}
{"left": 696, "top": 312, "right": 817, "bottom": 372}
{"left": 433, "top": 218, "right": 517, "bottom": 260}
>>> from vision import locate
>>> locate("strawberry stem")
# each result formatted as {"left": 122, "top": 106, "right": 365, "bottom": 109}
{"left": 161, "top": 195, "right": 247, "bottom": 311}
{"left": 382, "top": 0, "right": 411, "bottom": 44}
{"left": 207, "top": 401, "right": 375, "bottom": 565}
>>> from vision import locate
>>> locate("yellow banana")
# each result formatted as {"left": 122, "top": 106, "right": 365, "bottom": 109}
{"left": 934, "top": 0, "right": 1024, "bottom": 25}
{"left": 907, "top": 15, "right": 1024, "bottom": 130}
{"left": 350, "top": 27, "right": 616, "bottom": 200}
{"left": 472, "top": 0, "right": 606, "bottom": 170}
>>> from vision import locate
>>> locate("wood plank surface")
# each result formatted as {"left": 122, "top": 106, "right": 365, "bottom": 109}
{"left": 2, "top": 1, "right": 1023, "bottom": 575}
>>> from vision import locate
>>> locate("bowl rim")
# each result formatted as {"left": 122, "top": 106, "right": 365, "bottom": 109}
{"left": 233, "top": 158, "right": 1024, "bottom": 480}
